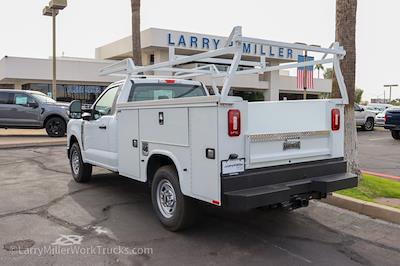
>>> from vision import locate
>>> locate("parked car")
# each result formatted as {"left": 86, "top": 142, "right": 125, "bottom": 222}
{"left": 0, "top": 90, "right": 69, "bottom": 137}
{"left": 355, "top": 104, "right": 375, "bottom": 131}
{"left": 384, "top": 107, "right": 400, "bottom": 139}
{"left": 366, "top": 103, "right": 393, "bottom": 115}
{"left": 375, "top": 109, "right": 387, "bottom": 127}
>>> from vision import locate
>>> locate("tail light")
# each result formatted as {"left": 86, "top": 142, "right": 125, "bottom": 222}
{"left": 384, "top": 114, "right": 387, "bottom": 123}
{"left": 165, "top": 79, "right": 176, "bottom": 84}
{"left": 331, "top": 108, "right": 340, "bottom": 131}
{"left": 228, "top": 109, "right": 241, "bottom": 137}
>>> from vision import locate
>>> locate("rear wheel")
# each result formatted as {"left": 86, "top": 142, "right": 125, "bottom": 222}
{"left": 391, "top": 130, "right": 400, "bottom": 140}
{"left": 45, "top": 117, "right": 66, "bottom": 137}
{"left": 151, "top": 165, "right": 197, "bottom": 231}
{"left": 362, "top": 118, "right": 374, "bottom": 131}
{"left": 69, "top": 142, "right": 92, "bottom": 182}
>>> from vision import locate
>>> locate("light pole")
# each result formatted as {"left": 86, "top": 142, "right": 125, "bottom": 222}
{"left": 42, "top": 0, "right": 67, "bottom": 100}
{"left": 384, "top": 84, "right": 398, "bottom": 103}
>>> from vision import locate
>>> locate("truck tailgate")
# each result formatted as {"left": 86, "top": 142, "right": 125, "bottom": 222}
{"left": 245, "top": 99, "right": 343, "bottom": 169}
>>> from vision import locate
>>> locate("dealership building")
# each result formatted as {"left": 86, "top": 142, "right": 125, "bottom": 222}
{"left": 0, "top": 28, "right": 331, "bottom": 103}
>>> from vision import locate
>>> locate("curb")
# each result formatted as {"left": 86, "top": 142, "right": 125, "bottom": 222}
{"left": 0, "top": 141, "right": 66, "bottom": 150}
{"left": 361, "top": 170, "right": 400, "bottom": 181}
{"left": 324, "top": 193, "right": 400, "bottom": 225}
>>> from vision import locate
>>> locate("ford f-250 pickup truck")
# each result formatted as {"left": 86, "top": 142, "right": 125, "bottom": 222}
{"left": 66, "top": 27, "right": 357, "bottom": 231}
{"left": 384, "top": 107, "right": 400, "bottom": 139}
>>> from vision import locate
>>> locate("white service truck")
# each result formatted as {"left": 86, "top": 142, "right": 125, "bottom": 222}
{"left": 67, "top": 27, "right": 357, "bottom": 231}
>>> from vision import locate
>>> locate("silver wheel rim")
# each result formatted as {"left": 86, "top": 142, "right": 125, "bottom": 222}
{"left": 71, "top": 149, "right": 80, "bottom": 175}
{"left": 156, "top": 179, "right": 176, "bottom": 219}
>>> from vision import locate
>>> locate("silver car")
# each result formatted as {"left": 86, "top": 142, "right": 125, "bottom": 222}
{"left": 0, "top": 90, "right": 69, "bottom": 137}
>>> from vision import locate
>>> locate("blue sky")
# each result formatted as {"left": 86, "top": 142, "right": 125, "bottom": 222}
{"left": 0, "top": 0, "right": 399, "bottom": 101}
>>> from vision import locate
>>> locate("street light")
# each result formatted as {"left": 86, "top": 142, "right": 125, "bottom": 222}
{"left": 383, "top": 84, "right": 399, "bottom": 103}
{"left": 42, "top": 0, "right": 68, "bottom": 100}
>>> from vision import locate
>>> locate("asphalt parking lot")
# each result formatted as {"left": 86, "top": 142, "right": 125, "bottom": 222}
{"left": 0, "top": 146, "right": 399, "bottom": 265}
{"left": 358, "top": 129, "right": 400, "bottom": 177}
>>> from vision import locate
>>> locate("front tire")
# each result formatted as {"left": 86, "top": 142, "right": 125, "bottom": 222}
{"left": 151, "top": 165, "right": 197, "bottom": 231}
{"left": 391, "top": 130, "right": 400, "bottom": 140}
{"left": 362, "top": 118, "right": 374, "bottom": 131}
{"left": 69, "top": 142, "right": 92, "bottom": 182}
{"left": 45, "top": 117, "right": 66, "bottom": 137}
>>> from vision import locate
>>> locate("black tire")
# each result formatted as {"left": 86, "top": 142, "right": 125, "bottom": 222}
{"left": 391, "top": 130, "right": 400, "bottom": 140}
{"left": 45, "top": 117, "right": 66, "bottom": 137}
{"left": 362, "top": 118, "right": 374, "bottom": 131}
{"left": 69, "top": 142, "right": 92, "bottom": 183}
{"left": 151, "top": 165, "right": 197, "bottom": 231}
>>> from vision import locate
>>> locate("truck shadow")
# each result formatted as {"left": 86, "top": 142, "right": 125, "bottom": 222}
{"left": 66, "top": 170, "right": 338, "bottom": 249}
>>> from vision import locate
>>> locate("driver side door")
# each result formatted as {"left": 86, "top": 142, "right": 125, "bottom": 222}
{"left": 83, "top": 85, "right": 120, "bottom": 168}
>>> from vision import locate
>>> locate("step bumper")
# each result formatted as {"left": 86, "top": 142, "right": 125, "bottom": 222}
{"left": 222, "top": 159, "right": 358, "bottom": 210}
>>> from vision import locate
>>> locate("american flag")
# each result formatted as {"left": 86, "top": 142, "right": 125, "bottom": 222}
{"left": 297, "top": 55, "right": 314, "bottom": 89}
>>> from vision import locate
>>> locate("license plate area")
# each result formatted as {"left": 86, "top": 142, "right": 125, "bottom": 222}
{"left": 221, "top": 158, "right": 245, "bottom": 176}
{"left": 283, "top": 139, "right": 301, "bottom": 150}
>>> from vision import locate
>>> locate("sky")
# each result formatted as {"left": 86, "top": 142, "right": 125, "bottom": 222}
{"left": 0, "top": 0, "right": 399, "bottom": 101}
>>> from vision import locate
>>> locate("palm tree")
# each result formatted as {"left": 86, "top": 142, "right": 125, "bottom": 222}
{"left": 131, "top": 0, "right": 142, "bottom": 65}
{"left": 331, "top": 0, "right": 360, "bottom": 176}
{"left": 315, "top": 64, "right": 324, "bottom": 79}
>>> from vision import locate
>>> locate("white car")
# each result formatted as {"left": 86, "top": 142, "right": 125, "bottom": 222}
{"left": 366, "top": 103, "right": 393, "bottom": 115}
{"left": 66, "top": 27, "right": 357, "bottom": 230}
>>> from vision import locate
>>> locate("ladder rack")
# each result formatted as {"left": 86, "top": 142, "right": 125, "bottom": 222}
{"left": 100, "top": 26, "right": 348, "bottom": 104}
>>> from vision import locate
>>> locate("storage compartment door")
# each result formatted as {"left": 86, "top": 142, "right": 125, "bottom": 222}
{"left": 118, "top": 109, "right": 141, "bottom": 180}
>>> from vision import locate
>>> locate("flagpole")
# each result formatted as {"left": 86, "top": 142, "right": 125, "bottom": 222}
{"left": 303, "top": 50, "right": 307, "bottom": 100}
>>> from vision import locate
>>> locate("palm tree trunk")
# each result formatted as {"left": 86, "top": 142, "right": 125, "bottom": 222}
{"left": 331, "top": 0, "right": 360, "bottom": 176}
{"left": 131, "top": 0, "right": 142, "bottom": 65}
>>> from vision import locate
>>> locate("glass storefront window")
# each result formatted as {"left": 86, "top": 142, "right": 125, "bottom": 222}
{"left": 22, "top": 83, "right": 106, "bottom": 104}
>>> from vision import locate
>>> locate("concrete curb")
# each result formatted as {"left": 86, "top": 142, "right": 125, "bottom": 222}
{"left": 0, "top": 141, "right": 66, "bottom": 150}
{"left": 324, "top": 193, "right": 400, "bottom": 225}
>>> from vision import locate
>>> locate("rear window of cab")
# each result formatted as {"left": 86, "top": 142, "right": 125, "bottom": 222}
{"left": 128, "top": 83, "right": 206, "bottom": 102}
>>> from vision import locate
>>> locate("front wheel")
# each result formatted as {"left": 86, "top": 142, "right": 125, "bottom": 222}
{"left": 362, "top": 118, "right": 374, "bottom": 131}
{"left": 69, "top": 142, "right": 92, "bottom": 182}
{"left": 391, "top": 130, "right": 400, "bottom": 140}
{"left": 151, "top": 165, "right": 197, "bottom": 231}
{"left": 45, "top": 117, "right": 66, "bottom": 137}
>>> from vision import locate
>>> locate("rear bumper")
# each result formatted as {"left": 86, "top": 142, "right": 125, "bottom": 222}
{"left": 384, "top": 124, "right": 400, "bottom": 130}
{"left": 222, "top": 158, "right": 357, "bottom": 210}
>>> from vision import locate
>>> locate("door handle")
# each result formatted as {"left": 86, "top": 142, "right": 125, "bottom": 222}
{"left": 99, "top": 125, "right": 107, "bottom": 130}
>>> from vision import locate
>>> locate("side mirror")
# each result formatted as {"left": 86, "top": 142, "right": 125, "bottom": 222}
{"left": 69, "top": 100, "right": 82, "bottom": 119}
{"left": 82, "top": 112, "right": 92, "bottom": 121}
{"left": 360, "top": 108, "right": 364, "bottom": 112}
{"left": 28, "top": 102, "right": 39, "bottom": 108}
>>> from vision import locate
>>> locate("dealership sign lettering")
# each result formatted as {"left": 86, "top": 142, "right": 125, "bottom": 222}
{"left": 167, "top": 33, "right": 296, "bottom": 60}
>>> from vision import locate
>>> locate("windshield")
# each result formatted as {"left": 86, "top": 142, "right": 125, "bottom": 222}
{"left": 366, "top": 105, "right": 386, "bottom": 112}
{"left": 128, "top": 83, "right": 206, "bottom": 102}
{"left": 31, "top": 93, "right": 56, "bottom": 103}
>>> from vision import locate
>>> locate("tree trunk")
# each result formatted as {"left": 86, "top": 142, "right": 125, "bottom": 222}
{"left": 331, "top": 0, "right": 360, "bottom": 176}
{"left": 131, "top": 0, "right": 142, "bottom": 65}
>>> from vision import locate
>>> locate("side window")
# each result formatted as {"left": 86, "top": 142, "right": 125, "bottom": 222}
{"left": 0, "top": 92, "right": 10, "bottom": 104}
{"left": 354, "top": 104, "right": 361, "bottom": 111}
{"left": 11, "top": 93, "right": 37, "bottom": 107}
{"left": 93, "top": 86, "right": 120, "bottom": 119}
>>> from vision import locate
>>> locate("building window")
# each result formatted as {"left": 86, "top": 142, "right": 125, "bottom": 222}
{"left": 150, "top": 54, "right": 155, "bottom": 65}
{"left": 22, "top": 83, "right": 106, "bottom": 104}
{"left": 0, "top": 84, "right": 15, "bottom": 90}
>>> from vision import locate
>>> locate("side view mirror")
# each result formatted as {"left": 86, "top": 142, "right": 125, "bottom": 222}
{"left": 82, "top": 112, "right": 92, "bottom": 121}
{"left": 28, "top": 102, "right": 39, "bottom": 108}
{"left": 360, "top": 108, "right": 364, "bottom": 112}
{"left": 69, "top": 100, "right": 82, "bottom": 119}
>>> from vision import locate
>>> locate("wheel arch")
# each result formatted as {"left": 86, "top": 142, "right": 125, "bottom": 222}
{"left": 145, "top": 150, "right": 184, "bottom": 188}
{"left": 43, "top": 114, "right": 67, "bottom": 128}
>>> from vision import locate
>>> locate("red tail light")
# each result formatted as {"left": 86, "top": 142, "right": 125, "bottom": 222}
{"left": 165, "top": 79, "right": 176, "bottom": 84}
{"left": 228, "top": 109, "right": 241, "bottom": 137}
{"left": 384, "top": 114, "right": 387, "bottom": 123}
{"left": 331, "top": 108, "right": 340, "bottom": 131}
